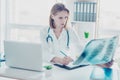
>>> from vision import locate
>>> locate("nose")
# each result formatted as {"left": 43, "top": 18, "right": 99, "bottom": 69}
{"left": 62, "top": 18, "right": 67, "bottom": 24}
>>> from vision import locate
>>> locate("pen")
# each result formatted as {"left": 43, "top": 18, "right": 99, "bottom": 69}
{"left": 60, "top": 51, "right": 67, "bottom": 57}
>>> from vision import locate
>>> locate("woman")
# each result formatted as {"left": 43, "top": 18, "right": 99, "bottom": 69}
{"left": 40, "top": 3, "right": 113, "bottom": 68}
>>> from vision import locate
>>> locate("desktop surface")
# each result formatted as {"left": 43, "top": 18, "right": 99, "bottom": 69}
{"left": 0, "top": 63, "right": 120, "bottom": 80}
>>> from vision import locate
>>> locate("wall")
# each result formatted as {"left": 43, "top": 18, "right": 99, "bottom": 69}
{"left": 99, "top": 0, "right": 120, "bottom": 38}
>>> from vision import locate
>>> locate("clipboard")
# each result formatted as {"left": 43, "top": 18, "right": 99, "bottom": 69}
{"left": 54, "top": 63, "right": 88, "bottom": 70}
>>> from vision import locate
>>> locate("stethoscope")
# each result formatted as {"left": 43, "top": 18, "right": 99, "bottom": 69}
{"left": 46, "top": 27, "right": 70, "bottom": 49}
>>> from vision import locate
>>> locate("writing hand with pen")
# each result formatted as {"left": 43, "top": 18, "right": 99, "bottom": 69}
{"left": 51, "top": 56, "right": 73, "bottom": 65}
{"left": 51, "top": 51, "right": 73, "bottom": 65}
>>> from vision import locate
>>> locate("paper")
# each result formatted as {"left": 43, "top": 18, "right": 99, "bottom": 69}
{"left": 73, "top": 36, "right": 119, "bottom": 65}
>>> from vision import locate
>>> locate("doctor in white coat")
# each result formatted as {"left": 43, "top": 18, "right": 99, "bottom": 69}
{"left": 40, "top": 3, "right": 113, "bottom": 67}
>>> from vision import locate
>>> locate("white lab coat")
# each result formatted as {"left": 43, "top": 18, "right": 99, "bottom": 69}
{"left": 40, "top": 26, "right": 84, "bottom": 63}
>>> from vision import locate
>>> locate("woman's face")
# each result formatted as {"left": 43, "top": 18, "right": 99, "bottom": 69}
{"left": 52, "top": 11, "right": 69, "bottom": 28}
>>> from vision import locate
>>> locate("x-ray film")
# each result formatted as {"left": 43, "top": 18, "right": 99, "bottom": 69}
{"left": 73, "top": 36, "right": 119, "bottom": 65}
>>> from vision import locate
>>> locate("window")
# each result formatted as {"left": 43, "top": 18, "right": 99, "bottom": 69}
{"left": 0, "top": 0, "right": 6, "bottom": 53}
{"left": 0, "top": 0, "right": 60, "bottom": 53}
{"left": 5, "top": 0, "right": 57, "bottom": 41}
{"left": 7, "top": 0, "right": 57, "bottom": 25}
{"left": 0, "top": 0, "right": 1, "bottom": 52}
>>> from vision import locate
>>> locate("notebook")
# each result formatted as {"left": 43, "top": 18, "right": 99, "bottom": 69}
{"left": 54, "top": 36, "right": 119, "bottom": 70}
{"left": 4, "top": 40, "right": 43, "bottom": 72}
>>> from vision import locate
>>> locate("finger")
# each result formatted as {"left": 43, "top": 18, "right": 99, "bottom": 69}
{"left": 60, "top": 58, "right": 69, "bottom": 65}
{"left": 63, "top": 57, "right": 69, "bottom": 62}
{"left": 64, "top": 56, "right": 73, "bottom": 62}
{"left": 63, "top": 61, "right": 69, "bottom": 65}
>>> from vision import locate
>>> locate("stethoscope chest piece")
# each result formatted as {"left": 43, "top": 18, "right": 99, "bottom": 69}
{"left": 46, "top": 34, "right": 53, "bottom": 43}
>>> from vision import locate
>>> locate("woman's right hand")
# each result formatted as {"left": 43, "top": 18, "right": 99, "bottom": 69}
{"left": 62, "top": 56, "right": 73, "bottom": 65}
{"left": 51, "top": 56, "right": 73, "bottom": 65}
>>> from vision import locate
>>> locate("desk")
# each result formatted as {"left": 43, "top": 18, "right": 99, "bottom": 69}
{"left": 0, "top": 64, "right": 120, "bottom": 80}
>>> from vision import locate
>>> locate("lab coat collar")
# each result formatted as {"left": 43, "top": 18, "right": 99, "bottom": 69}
{"left": 49, "top": 28, "right": 66, "bottom": 40}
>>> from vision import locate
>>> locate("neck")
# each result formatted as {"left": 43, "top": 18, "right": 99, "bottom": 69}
{"left": 53, "top": 27, "right": 63, "bottom": 39}
{"left": 54, "top": 27, "right": 63, "bottom": 33}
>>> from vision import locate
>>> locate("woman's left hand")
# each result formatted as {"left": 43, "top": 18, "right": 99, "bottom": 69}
{"left": 97, "top": 59, "right": 114, "bottom": 68}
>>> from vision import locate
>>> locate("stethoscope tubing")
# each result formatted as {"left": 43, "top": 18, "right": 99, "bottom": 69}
{"left": 46, "top": 27, "right": 69, "bottom": 48}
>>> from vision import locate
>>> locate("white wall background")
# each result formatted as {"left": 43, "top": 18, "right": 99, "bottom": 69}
{"left": 99, "top": 0, "right": 120, "bottom": 37}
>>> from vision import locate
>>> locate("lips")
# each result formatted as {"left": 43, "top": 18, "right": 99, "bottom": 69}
{"left": 61, "top": 24, "right": 64, "bottom": 26}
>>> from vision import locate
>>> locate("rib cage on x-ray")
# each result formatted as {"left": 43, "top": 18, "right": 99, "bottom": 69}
{"left": 73, "top": 36, "right": 119, "bottom": 65}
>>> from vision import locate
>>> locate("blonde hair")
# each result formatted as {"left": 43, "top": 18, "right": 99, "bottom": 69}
{"left": 49, "top": 3, "right": 69, "bottom": 29}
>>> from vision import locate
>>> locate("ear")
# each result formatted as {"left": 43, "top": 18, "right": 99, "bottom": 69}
{"left": 51, "top": 15, "right": 55, "bottom": 20}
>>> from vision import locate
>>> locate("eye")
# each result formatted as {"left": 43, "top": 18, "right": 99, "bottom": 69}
{"left": 65, "top": 16, "right": 68, "bottom": 19}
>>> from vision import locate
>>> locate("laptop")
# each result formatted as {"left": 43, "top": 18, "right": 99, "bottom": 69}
{"left": 4, "top": 40, "right": 43, "bottom": 72}
{"left": 54, "top": 36, "right": 119, "bottom": 70}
